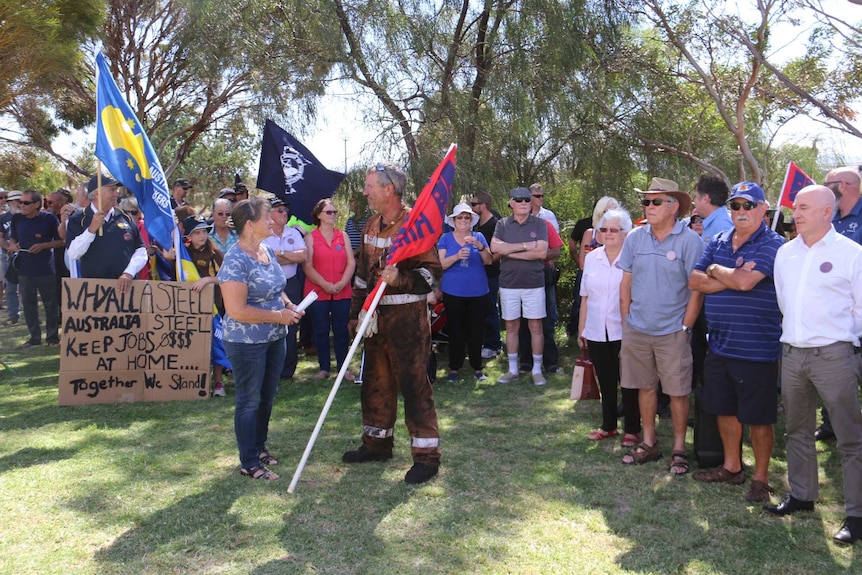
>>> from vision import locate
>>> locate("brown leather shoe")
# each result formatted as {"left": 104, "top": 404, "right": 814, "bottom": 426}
{"left": 692, "top": 466, "right": 745, "bottom": 485}
{"left": 745, "top": 480, "right": 775, "bottom": 502}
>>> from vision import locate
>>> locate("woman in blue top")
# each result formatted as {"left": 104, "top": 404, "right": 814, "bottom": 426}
{"left": 438, "top": 203, "right": 492, "bottom": 381}
{"left": 218, "top": 197, "right": 303, "bottom": 480}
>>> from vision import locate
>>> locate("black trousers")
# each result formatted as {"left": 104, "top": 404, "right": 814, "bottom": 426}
{"left": 588, "top": 339, "right": 640, "bottom": 434}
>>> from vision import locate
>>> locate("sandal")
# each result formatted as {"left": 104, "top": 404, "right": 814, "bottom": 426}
{"left": 259, "top": 449, "right": 279, "bottom": 466}
{"left": 621, "top": 442, "right": 661, "bottom": 465}
{"left": 621, "top": 433, "right": 640, "bottom": 448}
{"left": 240, "top": 465, "right": 279, "bottom": 480}
{"left": 587, "top": 429, "right": 618, "bottom": 441}
{"left": 623, "top": 441, "right": 661, "bottom": 465}
{"left": 669, "top": 450, "right": 690, "bottom": 476}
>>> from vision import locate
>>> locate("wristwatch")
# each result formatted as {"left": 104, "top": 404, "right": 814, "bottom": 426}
{"left": 278, "top": 249, "right": 284, "bottom": 257}
{"left": 681, "top": 325, "right": 692, "bottom": 335}
{"left": 706, "top": 263, "right": 718, "bottom": 278}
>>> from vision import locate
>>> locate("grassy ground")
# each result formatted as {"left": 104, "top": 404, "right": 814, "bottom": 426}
{"left": 0, "top": 319, "right": 860, "bottom": 575}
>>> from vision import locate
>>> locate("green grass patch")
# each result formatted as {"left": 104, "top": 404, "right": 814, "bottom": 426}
{"left": 0, "top": 323, "right": 859, "bottom": 574}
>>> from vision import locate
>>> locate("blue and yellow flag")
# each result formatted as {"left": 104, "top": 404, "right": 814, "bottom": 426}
{"left": 94, "top": 52, "right": 174, "bottom": 249}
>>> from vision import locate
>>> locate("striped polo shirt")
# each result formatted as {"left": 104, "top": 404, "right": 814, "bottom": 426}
{"left": 694, "top": 223, "right": 784, "bottom": 361}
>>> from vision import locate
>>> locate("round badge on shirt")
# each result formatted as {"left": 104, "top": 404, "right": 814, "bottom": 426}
{"left": 735, "top": 256, "right": 744, "bottom": 268}
{"left": 288, "top": 238, "right": 295, "bottom": 244}
{"left": 123, "top": 233, "right": 132, "bottom": 242}
{"left": 666, "top": 250, "right": 677, "bottom": 261}
{"left": 336, "top": 244, "right": 343, "bottom": 251}
{"left": 530, "top": 231, "right": 537, "bottom": 239}
{"left": 821, "top": 262, "right": 833, "bottom": 273}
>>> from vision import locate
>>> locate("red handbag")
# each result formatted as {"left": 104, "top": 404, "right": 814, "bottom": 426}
{"left": 570, "top": 348, "right": 600, "bottom": 400}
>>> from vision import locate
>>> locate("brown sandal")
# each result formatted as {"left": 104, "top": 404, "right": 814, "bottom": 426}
{"left": 669, "top": 451, "right": 690, "bottom": 476}
{"left": 240, "top": 465, "right": 279, "bottom": 480}
{"left": 259, "top": 450, "right": 279, "bottom": 466}
{"left": 622, "top": 442, "right": 661, "bottom": 465}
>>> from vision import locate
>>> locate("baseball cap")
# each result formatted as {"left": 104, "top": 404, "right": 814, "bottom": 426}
{"left": 728, "top": 182, "right": 766, "bottom": 204}
{"left": 172, "top": 178, "right": 192, "bottom": 189}
{"left": 509, "top": 187, "right": 531, "bottom": 200}
{"left": 86, "top": 175, "right": 119, "bottom": 193}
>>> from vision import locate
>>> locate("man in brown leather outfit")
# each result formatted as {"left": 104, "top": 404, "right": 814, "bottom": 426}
{"left": 343, "top": 162, "right": 443, "bottom": 485}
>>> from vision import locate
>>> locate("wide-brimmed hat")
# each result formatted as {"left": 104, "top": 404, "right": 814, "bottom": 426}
{"left": 182, "top": 214, "right": 212, "bottom": 237}
{"left": 445, "top": 203, "right": 479, "bottom": 228}
{"left": 635, "top": 177, "right": 691, "bottom": 217}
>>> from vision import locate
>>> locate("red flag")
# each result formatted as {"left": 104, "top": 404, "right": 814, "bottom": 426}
{"left": 362, "top": 144, "right": 457, "bottom": 311}
{"left": 779, "top": 161, "right": 815, "bottom": 209}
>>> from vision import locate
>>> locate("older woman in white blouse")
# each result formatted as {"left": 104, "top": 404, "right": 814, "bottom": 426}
{"left": 578, "top": 208, "right": 641, "bottom": 447}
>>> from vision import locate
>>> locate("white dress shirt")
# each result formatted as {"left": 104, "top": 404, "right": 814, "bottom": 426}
{"left": 774, "top": 226, "right": 862, "bottom": 347}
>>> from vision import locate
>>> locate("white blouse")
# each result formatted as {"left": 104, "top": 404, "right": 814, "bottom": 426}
{"left": 579, "top": 246, "right": 623, "bottom": 342}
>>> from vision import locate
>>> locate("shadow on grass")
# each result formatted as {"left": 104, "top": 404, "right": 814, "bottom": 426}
{"left": 0, "top": 446, "right": 79, "bottom": 471}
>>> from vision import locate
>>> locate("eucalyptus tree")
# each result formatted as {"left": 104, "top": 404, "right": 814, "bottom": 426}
{"left": 332, "top": 0, "right": 633, "bottom": 196}
{"left": 1, "top": 0, "right": 341, "bottom": 179}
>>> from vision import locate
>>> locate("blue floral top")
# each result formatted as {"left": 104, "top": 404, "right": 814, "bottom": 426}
{"left": 217, "top": 244, "right": 287, "bottom": 343}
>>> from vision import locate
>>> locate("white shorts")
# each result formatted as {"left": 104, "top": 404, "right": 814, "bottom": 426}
{"left": 499, "top": 287, "right": 546, "bottom": 321}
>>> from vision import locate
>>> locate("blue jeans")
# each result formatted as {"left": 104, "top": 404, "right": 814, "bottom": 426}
{"left": 225, "top": 338, "right": 286, "bottom": 470}
{"left": 308, "top": 298, "right": 351, "bottom": 373}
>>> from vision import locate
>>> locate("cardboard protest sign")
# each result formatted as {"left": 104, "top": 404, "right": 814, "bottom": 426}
{"left": 59, "top": 279, "right": 214, "bottom": 405}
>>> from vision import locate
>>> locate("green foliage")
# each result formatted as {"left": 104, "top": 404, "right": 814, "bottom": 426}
{"left": 0, "top": 147, "right": 68, "bottom": 192}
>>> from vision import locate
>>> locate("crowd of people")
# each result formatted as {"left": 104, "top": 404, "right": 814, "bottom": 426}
{"left": 2, "top": 164, "right": 862, "bottom": 545}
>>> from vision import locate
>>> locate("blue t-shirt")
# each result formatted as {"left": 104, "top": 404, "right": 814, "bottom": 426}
{"left": 438, "top": 232, "right": 489, "bottom": 297}
{"left": 217, "top": 244, "right": 287, "bottom": 343}
{"left": 11, "top": 211, "right": 60, "bottom": 276}
{"left": 619, "top": 220, "right": 704, "bottom": 336}
{"left": 694, "top": 223, "right": 784, "bottom": 361}
{"left": 701, "top": 207, "right": 733, "bottom": 245}
{"left": 833, "top": 197, "right": 862, "bottom": 244}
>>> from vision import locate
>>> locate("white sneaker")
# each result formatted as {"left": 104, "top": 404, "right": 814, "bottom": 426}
{"left": 481, "top": 347, "right": 499, "bottom": 359}
{"left": 497, "top": 371, "right": 519, "bottom": 384}
{"left": 213, "top": 383, "right": 226, "bottom": 397}
{"left": 532, "top": 372, "right": 547, "bottom": 386}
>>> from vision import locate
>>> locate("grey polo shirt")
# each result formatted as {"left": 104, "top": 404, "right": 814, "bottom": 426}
{"left": 619, "top": 220, "right": 703, "bottom": 336}
{"left": 494, "top": 214, "right": 548, "bottom": 289}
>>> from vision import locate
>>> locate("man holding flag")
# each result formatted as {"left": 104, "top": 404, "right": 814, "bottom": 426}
{"left": 342, "top": 161, "right": 443, "bottom": 485}
{"left": 66, "top": 175, "right": 147, "bottom": 292}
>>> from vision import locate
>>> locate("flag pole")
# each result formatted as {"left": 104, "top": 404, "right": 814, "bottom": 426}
{"left": 287, "top": 280, "right": 389, "bottom": 494}
{"left": 97, "top": 162, "right": 103, "bottom": 236}
{"left": 772, "top": 163, "right": 793, "bottom": 231}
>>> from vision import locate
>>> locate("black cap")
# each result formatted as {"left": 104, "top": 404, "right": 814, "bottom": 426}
{"left": 218, "top": 188, "right": 237, "bottom": 199}
{"left": 268, "top": 197, "right": 287, "bottom": 208}
{"left": 87, "top": 175, "right": 119, "bottom": 193}
{"left": 172, "top": 178, "right": 192, "bottom": 189}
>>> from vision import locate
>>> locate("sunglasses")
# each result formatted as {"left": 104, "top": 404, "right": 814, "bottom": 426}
{"left": 512, "top": 197, "right": 531, "bottom": 203}
{"left": 127, "top": 209, "right": 140, "bottom": 215}
{"left": 598, "top": 227, "right": 622, "bottom": 233}
{"left": 323, "top": 210, "right": 338, "bottom": 215}
{"left": 470, "top": 201, "right": 482, "bottom": 206}
{"left": 729, "top": 201, "right": 759, "bottom": 211}
{"left": 641, "top": 198, "right": 675, "bottom": 207}
{"left": 214, "top": 211, "right": 230, "bottom": 216}
{"left": 20, "top": 200, "right": 40, "bottom": 206}
{"left": 376, "top": 163, "right": 394, "bottom": 187}
{"left": 532, "top": 194, "right": 544, "bottom": 199}
{"left": 454, "top": 214, "right": 473, "bottom": 220}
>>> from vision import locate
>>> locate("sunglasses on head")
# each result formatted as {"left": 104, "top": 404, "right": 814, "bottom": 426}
{"left": 512, "top": 197, "right": 531, "bottom": 203}
{"left": 641, "top": 198, "right": 675, "bottom": 207}
{"left": 728, "top": 201, "right": 759, "bottom": 211}
{"left": 376, "top": 163, "right": 394, "bottom": 187}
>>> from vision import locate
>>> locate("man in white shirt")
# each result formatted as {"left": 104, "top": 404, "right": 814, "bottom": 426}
{"left": 528, "top": 183, "right": 560, "bottom": 232}
{"left": 261, "top": 197, "right": 307, "bottom": 379}
{"left": 767, "top": 184, "right": 862, "bottom": 546}
{"left": 65, "top": 176, "right": 147, "bottom": 294}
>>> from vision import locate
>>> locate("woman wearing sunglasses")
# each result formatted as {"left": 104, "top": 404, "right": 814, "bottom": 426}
{"left": 579, "top": 208, "right": 641, "bottom": 446}
{"left": 303, "top": 198, "right": 356, "bottom": 380}
{"left": 438, "top": 202, "right": 493, "bottom": 382}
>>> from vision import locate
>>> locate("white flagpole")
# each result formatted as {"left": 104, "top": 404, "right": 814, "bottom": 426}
{"left": 287, "top": 281, "right": 389, "bottom": 494}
